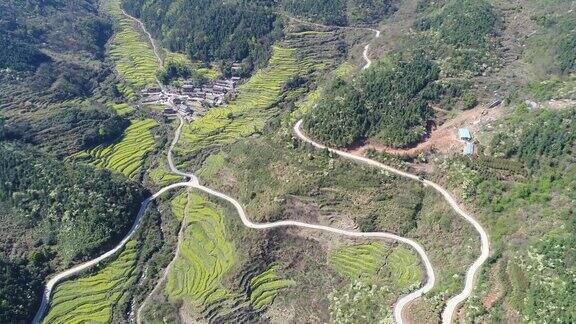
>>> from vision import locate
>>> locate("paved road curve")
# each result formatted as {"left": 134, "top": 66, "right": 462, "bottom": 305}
{"left": 33, "top": 115, "right": 435, "bottom": 324}
{"left": 348, "top": 19, "right": 490, "bottom": 321}
{"left": 33, "top": 9, "right": 487, "bottom": 324}
{"left": 294, "top": 120, "right": 490, "bottom": 323}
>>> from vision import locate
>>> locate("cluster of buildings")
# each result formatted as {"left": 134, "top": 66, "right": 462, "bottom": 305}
{"left": 179, "top": 77, "right": 241, "bottom": 107}
{"left": 140, "top": 76, "right": 242, "bottom": 123}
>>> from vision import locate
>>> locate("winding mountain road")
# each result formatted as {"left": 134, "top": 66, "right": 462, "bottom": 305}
{"left": 33, "top": 114, "right": 435, "bottom": 324}
{"left": 349, "top": 20, "right": 490, "bottom": 322}
{"left": 294, "top": 121, "right": 490, "bottom": 323}
{"left": 283, "top": 13, "right": 379, "bottom": 71}
{"left": 33, "top": 8, "right": 489, "bottom": 324}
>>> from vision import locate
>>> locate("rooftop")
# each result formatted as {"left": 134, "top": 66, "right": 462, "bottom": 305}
{"left": 458, "top": 128, "right": 472, "bottom": 140}
{"left": 463, "top": 142, "right": 475, "bottom": 155}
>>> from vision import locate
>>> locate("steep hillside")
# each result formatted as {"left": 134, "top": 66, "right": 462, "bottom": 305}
{"left": 0, "top": 141, "right": 146, "bottom": 322}
{"left": 0, "top": 1, "right": 152, "bottom": 322}
{"left": 438, "top": 107, "right": 576, "bottom": 323}
{"left": 122, "top": 0, "right": 280, "bottom": 69}
{"left": 304, "top": 54, "right": 439, "bottom": 147}
{"left": 0, "top": 0, "right": 128, "bottom": 157}
{"left": 282, "top": 0, "right": 397, "bottom": 26}
{"left": 2, "top": 0, "right": 573, "bottom": 323}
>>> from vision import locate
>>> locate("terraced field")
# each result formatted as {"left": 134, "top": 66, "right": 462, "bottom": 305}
{"left": 329, "top": 243, "right": 423, "bottom": 291}
{"left": 72, "top": 119, "right": 157, "bottom": 180}
{"left": 329, "top": 242, "right": 390, "bottom": 281}
{"left": 108, "top": 0, "right": 159, "bottom": 99}
{"left": 149, "top": 161, "right": 182, "bottom": 185}
{"left": 162, "top": 194, "right": 295, "bottom": 321}
{"left": 170, "top": 192, "right": 188, "bottom": 221}
{"left": 388, "top": 246, "right": 424, "bottom": 290}
{"left": 42, "top": 241, "right": 138, "bottom": 324}
{"left": 165, "top": 194, "right": 236, "bottom": 306}
{"left": 163, "top": 51, "right": 220, "bottom": 81}
{"left": 109, "top": 102, "right": 134, "bottom": 116}
{"left": 176, "top": 46, "right": 304, "bottom": 157}
{"left": 283, "top": 28, "right": 344, "bottom": 69}
{"left": 249, "top": 265, "right": 294, "bottom": 311}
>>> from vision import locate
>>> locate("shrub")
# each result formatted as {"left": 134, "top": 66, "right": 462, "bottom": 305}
{"left": 462, "top": 92, "right": 478, "bottom": 110}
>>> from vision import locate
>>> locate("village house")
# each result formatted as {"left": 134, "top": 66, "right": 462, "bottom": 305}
{"left": 148, "top": 74, "right": 244, "bottom": 123}
{"left": 463, "top": 142, "right": 475, "bottom": 156}
{"left": 458, "top": 128, "right": 472, "bottom": 141}
{"left": 163, "top": 107, "right": 176, "bottom": 115}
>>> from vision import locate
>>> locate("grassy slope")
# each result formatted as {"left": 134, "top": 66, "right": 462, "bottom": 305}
{"left": 149, "top": 161, "right": 182, "bottom": 185}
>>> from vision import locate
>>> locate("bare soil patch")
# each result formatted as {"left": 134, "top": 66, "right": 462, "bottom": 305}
{"left": 345, "top": 105, "right": 504, "bottom": 158}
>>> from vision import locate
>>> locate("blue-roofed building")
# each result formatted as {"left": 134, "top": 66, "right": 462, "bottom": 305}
{"left": 458, "top": 128, "right": 472, "bottom": 140}
{"left": 463, "top": 142, "right": 475, "bottom": 156}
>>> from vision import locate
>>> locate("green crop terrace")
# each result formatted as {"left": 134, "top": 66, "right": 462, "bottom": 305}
{"left": 42, "top": 241, "right": 138, "bottom": 324}
{"left": 108, "top": 0, "right": 159, "bottom": 100}
{"left": 71, "top": 119, "right": 157, "bottom": 180}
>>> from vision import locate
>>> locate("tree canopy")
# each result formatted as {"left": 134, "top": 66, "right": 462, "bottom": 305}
{"left": 0, "top": 142, "right": 147, "bottom": 321}
{"left": 305, "top": 54, "right": 439, "bottom": 148}
{"left": 122, "top": 0, "right": 281, "bottom": 67}
{"left": 282, "top": 0, "right": 396, "bottom": 26}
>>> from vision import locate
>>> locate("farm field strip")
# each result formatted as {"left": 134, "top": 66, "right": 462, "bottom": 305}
{"left": 249, "top": 265, "right": 294, "bottom": 310}
{"left": 177, "top": 45, "right": 318, "bottom": 157}
{"left": 42, "top": 241, "right": 138, "bottom": 324}
{"left": 72, "top": 119, "right": 157, "bottom": 180}
{"left": 388, "top": 247, "right": 424, "bottom": 289}
{"left": 108, "top": 0, "right": 159, "bottom": 99}
{"left": 110, "top": 102, "right": 134, "bottom": 116}
{"left": 165, "top": 194, "right": 236, "bottom": 304}
{"left": 330, "top": 242, "right": 390, "bottom": 279}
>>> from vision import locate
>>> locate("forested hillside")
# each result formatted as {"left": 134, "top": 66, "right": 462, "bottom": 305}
{"left": 304, "top": 54, "right": 439, "bottom": 147}
{"left": 0, "top": 0, "right": 129, "bottom": 157}
{"left": 0, "top": 0, "right": 573, "bottom": 322}
{"left": 0, "top": 141, "right": 146, "bottom": 322}
{"left": 3, "top": 107, "right": 130, "bottom": 157}
{"left": 0, "top": 0, "right": 110, "bottom": 71}
{"left": 0, "top": 0, "right": 112, "bottom": 92}
{"left": 120, "top": 0, "right": 396, "bottom": 71}
{"left": 122, "top": 0, "right": 281, "bottom": 69}
{"left": 282, "top": 0, "right": 396, "bottom": 26}
{"left": 0, "top": 1, "right": 150, "bottom": 321}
